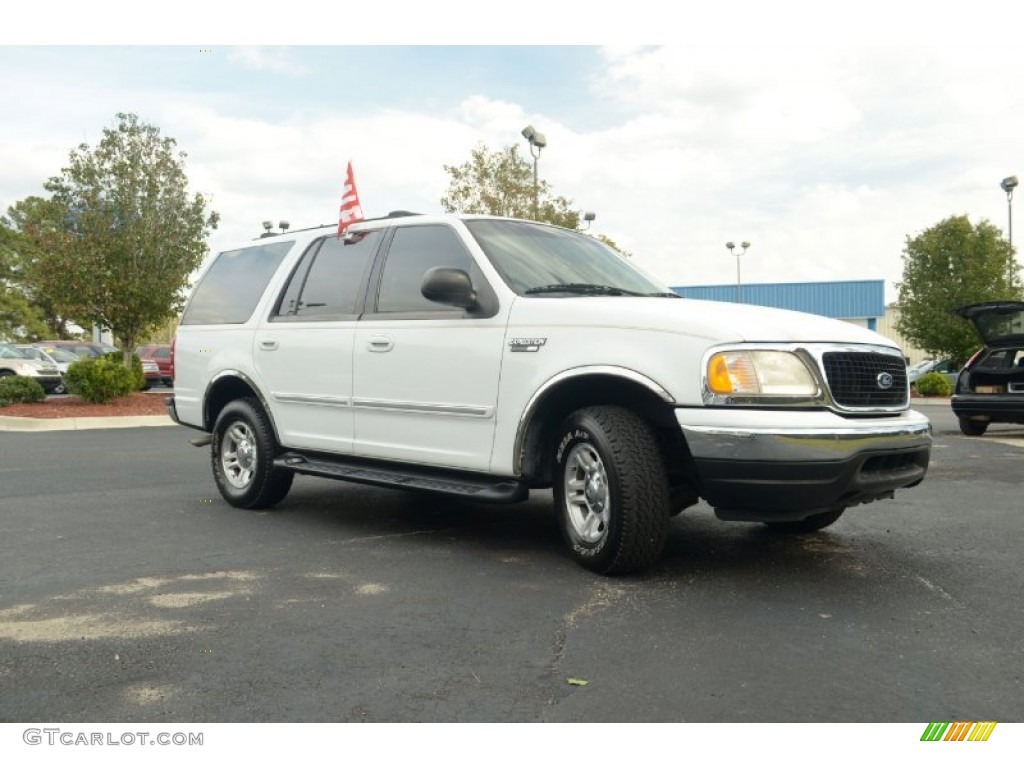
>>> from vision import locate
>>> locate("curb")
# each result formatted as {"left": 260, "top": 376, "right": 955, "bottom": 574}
{"left": 0, "top": 414, "right": 175, "bottom": 432}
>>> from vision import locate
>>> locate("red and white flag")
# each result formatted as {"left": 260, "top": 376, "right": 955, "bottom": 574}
{"left": 337, "top": 161, "right": 365, "bottom": 235}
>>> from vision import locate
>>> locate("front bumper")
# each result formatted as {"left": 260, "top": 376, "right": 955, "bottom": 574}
{"left": 30, "top": 375, "right": 64, "bottom": 393}
{"left": 676, "top": 407, "right": 932, "bottom": 521}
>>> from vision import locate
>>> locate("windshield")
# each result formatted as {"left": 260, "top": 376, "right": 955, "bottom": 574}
{"left": 464, "top": 219, "right": 673, "bottom": 297}
{"left": 44, "top": 347, "right": 79, "bottom": 362}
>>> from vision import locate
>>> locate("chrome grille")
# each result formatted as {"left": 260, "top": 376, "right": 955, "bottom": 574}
{"left": 822, "top": 352, "right": 907, "bottom": 408}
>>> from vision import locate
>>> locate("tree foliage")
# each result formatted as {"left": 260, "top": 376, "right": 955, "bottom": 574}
{"left": 896, "top": 215, "right": 1022, "bottom": 366}
{"left": 0, "top": 217, "right": 51, "bottom": 341}
{"left": 11, "top": 112, "right": 218, "bottom": 363}
{"left": 441, "top": 143, "right": 580, "bottom": 229}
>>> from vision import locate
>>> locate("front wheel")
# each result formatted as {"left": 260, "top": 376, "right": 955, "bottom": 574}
{"left": 763, "top": 506, "right": 845, "bottom": 534}
{"left": 211, "top": 398, "right": 293, "bottom": 509}
{"left": 958, "top": 416, "right": 988, "bottom": 437}
{"left": 553, "top": 406, "right": 670, "bottom": 575}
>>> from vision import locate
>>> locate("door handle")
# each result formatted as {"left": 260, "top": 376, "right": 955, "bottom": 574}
{"left": 368, "top": 335, "right": 394, "bottom": 353}
{"left": 258, "top": 339, "right": 279, "bottom": 351}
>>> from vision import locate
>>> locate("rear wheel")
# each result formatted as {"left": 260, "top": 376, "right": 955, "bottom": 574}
{"left": 553, "top": 406, "right": 670, "bottom": 575}
{"left": 764, "top": 506, "right": 845, "bottom": 534}
{"left": 211, "top": 398, "right": 293, "bottom": 508}
{"left": 958, "top": 416, "right": 988, "bottom": 436}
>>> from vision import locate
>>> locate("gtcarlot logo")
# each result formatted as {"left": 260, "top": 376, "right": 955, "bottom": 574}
{"left": 23, "top": 728, "right": 203, "bottom": 746}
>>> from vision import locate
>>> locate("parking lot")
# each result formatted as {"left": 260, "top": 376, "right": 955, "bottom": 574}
{"left": 0, "top": 401, "right": 1021, "bottom": 722}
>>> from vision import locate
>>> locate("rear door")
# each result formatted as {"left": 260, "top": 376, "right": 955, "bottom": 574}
{"left": 954, "top": 302, "right": 1024, "bottom": 345}
{"left": 252, "top": 230, "right": 383, "bottom": 454}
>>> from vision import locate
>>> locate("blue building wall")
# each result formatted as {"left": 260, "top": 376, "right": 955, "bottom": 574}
{"left": 671, "top": 280, "right": 885, "bottom": 329}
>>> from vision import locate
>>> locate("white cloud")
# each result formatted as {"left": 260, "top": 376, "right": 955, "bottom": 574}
{"left": 228, "top": 46, "right": 308, "bottom": 74}
{"left": 3, "top": 43, "right": 1024, "bottom": 307}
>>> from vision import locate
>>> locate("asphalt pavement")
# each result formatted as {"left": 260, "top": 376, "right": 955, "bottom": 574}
{"left": 0, "top": 401, "right": 1021, "bottom": 723}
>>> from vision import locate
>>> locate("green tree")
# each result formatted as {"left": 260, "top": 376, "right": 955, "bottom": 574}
{"left": 441, "top": 143, "right": 580, "bottom": 229}
{"left": 896, "top": 215, "right": 1022, "bottom": 366}
{"left": 0, "top": 216, "right": 51, "bottom": 341}
{"left": 7, "top": 195, "right": 83, "bottom": 335}
{"left": 596, "top": 233, "right": 632, "bottom": 259}
{"left": 13, "top": 112, "right": 218, "bottom": 365}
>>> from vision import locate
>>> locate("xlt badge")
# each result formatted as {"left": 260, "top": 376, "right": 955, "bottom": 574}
{"left": 509, "top": 337, "right": 547, "bottom": 352}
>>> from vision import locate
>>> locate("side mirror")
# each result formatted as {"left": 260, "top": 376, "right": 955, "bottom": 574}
{"left": 421, "top": 267, "right": 478, "bottom": 310}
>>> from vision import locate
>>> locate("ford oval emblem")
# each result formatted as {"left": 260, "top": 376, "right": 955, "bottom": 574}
{"left": 876, "top": 372, "right": 894, "bottom": 390}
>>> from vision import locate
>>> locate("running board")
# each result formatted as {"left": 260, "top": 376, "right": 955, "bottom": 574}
{"left": 273, "top": 453, "right": 528, "bottom": 503}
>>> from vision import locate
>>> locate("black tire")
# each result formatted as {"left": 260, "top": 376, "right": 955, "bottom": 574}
{"left": 53, "top": 381, "right": 66, "bottom": 395}
{"left": 211, "top": 398, "right": 293, "bottom": 509}
{"left": 162, "top": 378, "right": 173, "bottom": 388}
{"left": 553, "top": 406, "right": 670, "bottom": 575}
{"left": 764, "top": 505, "right": 844, "bottom": 534}
{"left": 958, "top": 416, "right": 988, "bottom": 437}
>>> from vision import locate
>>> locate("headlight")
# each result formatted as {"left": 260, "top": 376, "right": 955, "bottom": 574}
{"left": 705, "top": 350, "right": 819, "bottom": 403}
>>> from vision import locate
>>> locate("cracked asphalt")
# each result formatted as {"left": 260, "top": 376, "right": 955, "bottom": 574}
{"left": 1, "top": 402, "right": 1021, "bottom": 722}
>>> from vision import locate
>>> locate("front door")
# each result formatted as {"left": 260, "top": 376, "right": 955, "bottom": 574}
{"left": 352, "top": 224, "right": 506, "bottom": 471}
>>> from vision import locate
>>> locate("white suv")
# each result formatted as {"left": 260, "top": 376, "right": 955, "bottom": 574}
{"left": 169, "top": 213, "right": 931, "bottom": 574}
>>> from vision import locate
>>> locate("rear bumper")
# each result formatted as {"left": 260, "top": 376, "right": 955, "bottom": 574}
{"left": 165, "top": 396, "right": 181, "bottom": 425}
{"left": 677, "top": 408, "right": 932, "bottom": 521}
{"left": 951, "top": 394, "right": 1024, "bottom": 423}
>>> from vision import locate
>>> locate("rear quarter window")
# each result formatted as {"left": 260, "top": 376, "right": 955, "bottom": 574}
{"left": 181, "top": 240, "right": 294, "bottom": 325}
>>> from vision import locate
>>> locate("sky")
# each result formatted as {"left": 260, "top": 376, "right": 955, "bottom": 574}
{"left": 3, "top": 3, "right": 1024, "bottom": 304}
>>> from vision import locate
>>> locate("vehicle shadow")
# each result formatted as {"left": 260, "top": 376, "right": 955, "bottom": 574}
{"left": 257, "top": 479, "right": 914, "bottom": 585}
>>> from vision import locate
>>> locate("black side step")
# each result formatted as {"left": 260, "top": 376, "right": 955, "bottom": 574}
{"left": 273, "top": 453, "right": 528, "bottom": 504}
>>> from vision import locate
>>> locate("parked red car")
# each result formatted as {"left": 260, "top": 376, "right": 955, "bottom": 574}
{"left": 137, "top": 344, "right": 174, "bottom": 387}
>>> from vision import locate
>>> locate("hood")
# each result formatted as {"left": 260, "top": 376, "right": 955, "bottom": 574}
{"left": 952, "top": 301, "right": 1024, "bottom": 346}
{"left": 509, "top": 296, "right": 895, "bottom": 347}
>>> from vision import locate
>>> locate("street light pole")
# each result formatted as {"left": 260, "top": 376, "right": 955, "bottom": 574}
{"left": 1002, "top": 176, "right": 1018, "bottom": 284}
{"left": 521, "top": 125, "right": 547, "bottom": 220}
{"left": 725, "top": 241, "right": 751, "bottom": 303}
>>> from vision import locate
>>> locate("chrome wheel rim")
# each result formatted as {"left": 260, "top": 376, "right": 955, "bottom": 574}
{"left": 563, "top": 443, "right": 610, "bottom": 545}
{"left": 221, "top": 420, "right": 257, "bottom": 489}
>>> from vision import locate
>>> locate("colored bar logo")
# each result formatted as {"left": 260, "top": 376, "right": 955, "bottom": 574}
{"left": 921, "top": 722, "right": 997, "bottom": 741}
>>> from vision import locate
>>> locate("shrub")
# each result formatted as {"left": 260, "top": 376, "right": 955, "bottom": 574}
{"left": 65, "top": 357, "right": 137, "bottom": 403}
{"left": 102, "top": 351, "right": 145, "bottom": 391}
{"left": 914, "top": 371, "right": 952, "bottom": 397}
{"left": 0, "top": 375, "right": 47, "bottom": 406}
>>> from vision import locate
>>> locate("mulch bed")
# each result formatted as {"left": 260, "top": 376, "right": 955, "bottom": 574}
{"left": 0, "top": 392, "right": 169, "bottom": 419}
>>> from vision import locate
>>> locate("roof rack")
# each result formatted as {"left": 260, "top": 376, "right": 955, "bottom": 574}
{"left": 253, "top": 211, "right": 423, "bottom": 239}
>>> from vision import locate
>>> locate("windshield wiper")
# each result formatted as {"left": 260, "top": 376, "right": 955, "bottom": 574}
{"left": 524, "top": 283, "right": 646, "bottom": 297}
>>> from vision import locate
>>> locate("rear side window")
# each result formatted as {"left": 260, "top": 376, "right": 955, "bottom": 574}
{"left": 181, "top": 240, "right": 294, "bottom": 325}
{"left": 274, "top": 230, "right": 381, "bottom": 320}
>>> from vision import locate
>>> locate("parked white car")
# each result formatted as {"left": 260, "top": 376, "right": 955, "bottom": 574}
{"left": 18, "top": 345, "right": 79, "bottom": 394}
{"left": 169, "top": 213, "right": 931, "bottom": 574}
{"left": 908, "top": 358, "right": 959, "bottom": 389}
{"left": 0, "top": 343, "right": 63, "bottom": 393}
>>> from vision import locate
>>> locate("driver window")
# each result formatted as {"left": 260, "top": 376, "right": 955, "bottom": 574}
{"left": 376, "top": 225, "right": 472, "bottom": 313}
